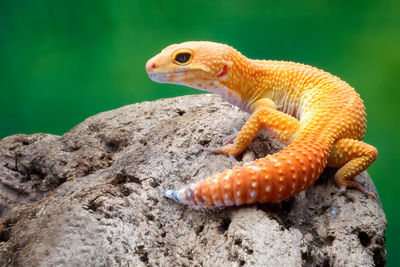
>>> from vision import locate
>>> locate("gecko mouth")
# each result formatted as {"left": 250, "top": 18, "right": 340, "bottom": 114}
{"left": 147, "top": 70, "right": 188, "bottom": 83}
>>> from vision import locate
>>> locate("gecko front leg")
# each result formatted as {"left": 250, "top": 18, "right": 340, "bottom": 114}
{"left": 205, "top": 98, "right": 301, "bottom": 159}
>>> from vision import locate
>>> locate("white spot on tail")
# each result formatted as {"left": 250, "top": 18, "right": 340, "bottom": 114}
{"left": 248, "top": 166, "right": 261, "bottom": 171}
{"left": 269, "top": 157, "right": 278, "bottom": 163}
{"left": 223, "top": 170, "right": 232, "bottom": 181}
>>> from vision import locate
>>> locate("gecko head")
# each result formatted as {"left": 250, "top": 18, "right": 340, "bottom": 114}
{"left": 146, "top": 41, "right": 246, "bottom": 92}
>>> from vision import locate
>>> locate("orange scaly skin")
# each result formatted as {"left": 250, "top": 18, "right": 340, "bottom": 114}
{"left": 146, "top": 41, "right": 378, "bottom": 206}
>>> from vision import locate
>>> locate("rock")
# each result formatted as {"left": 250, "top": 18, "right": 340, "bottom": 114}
{"left": 0, "top": 94, "right": 386, "bottom": 266}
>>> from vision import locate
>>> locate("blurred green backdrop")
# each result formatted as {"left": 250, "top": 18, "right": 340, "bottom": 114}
{"left": 1, "top": 0, "right": 399, "bottom": 264}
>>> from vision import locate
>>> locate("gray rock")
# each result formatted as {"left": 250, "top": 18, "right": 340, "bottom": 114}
{"left": 0, "top": 94, "right": 386, "bottom": 266}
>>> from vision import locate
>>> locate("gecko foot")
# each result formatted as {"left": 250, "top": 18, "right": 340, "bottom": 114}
{"left": 336, "top": 184, "right": 376, "bottom": 199}
{"left": 204, "top": 144, "right": 238, "bottom": 160}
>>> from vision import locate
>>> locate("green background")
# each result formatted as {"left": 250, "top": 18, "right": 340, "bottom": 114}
{"left": 1, "top": 0, "right": 399, "bottom": 264}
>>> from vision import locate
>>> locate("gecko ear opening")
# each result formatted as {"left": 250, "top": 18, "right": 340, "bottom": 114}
{"left": 217, "top": 65, "right": 228, "bottom": 78}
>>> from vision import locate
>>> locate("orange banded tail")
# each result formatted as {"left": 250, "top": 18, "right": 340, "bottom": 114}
{"left": 163, "top": 137, "right": 332, "bottom": 206}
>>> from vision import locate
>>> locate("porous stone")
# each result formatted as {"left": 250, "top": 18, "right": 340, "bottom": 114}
{"left": 0, "top": 94, "right": 386, "bottom": 266}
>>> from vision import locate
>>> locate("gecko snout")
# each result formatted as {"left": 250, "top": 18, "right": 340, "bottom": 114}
{"left": 145, "top": 60, "right": 157, "bottom": 73}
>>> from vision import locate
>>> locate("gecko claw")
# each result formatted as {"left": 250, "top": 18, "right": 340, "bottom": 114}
{"left": 337, "top": 188, "right": 347, "bottom": 195}
{"left": 222, "top": 128, "right": 239, "bottom": 145}
{"left": 364, "top": 190, "right": 376, "bottom": 199}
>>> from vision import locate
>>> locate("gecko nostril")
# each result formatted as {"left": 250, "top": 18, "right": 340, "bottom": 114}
{"left": 152, "top": 63, "right": 157, "bottom": 69}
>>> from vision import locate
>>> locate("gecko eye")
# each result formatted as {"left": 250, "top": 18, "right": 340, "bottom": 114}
{"left": 174, "top": 52, "right": 192, "bottom": 65}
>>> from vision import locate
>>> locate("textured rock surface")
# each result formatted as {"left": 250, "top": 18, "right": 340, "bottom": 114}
{"left": 0, "top": 94, "right": 386, "bottom": 266}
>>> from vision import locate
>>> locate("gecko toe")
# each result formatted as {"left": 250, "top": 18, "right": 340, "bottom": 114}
{"left": 222, "top": 128, "right": 239, "bottom": 145}
{"left": 365, "top": 190, "right": 376, "bottom": 199}
{"left": 337, "top": 188, "right": 347, "bottom": 195}
{"left": 204, "top": 144, "right": 238, "bottom": 160}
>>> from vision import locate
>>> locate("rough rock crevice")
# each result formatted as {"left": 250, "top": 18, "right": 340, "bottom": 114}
{"left": 0, "top": 94, "right": 386, "bottom": 266}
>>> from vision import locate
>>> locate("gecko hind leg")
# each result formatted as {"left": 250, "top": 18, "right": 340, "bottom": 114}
{"left": 328, "top": 138, "right": 378, "bottom": 199}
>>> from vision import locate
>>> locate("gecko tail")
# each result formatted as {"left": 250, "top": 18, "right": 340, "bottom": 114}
{"left": 163, "top": 137, "right": 332, "bottom": 207}
{"left": 162, "top": 189, "right": 180, "bottom": 202}
{"left": 162, "top": 183, "right": 206, "bottom": 206}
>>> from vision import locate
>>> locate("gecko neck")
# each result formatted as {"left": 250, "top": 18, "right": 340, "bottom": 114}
{"left": 195, "top": 57, "right": 303, "bottom": 116}
{"left": 219, "top": 59, "right": 309, "bottom": 119}
{"left": 192, "top": 53, "right": 257, "bottom": 113}
{"left": 214, "top": 58, "right": 277, "bottom": 114}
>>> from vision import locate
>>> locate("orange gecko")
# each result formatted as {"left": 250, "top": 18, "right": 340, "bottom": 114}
{"left": 146, "top": 41, "right": 378, "bottom": 206}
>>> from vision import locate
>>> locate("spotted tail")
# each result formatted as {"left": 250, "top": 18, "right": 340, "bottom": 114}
{"left": 163, "top": 136, "right": 333, "bottom": 206}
